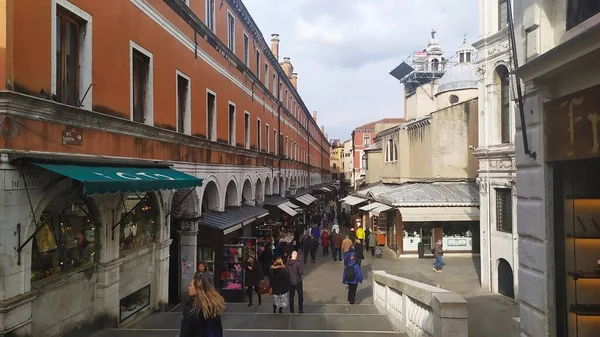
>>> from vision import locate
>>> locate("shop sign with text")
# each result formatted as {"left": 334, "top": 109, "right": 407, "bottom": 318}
{"left": 545, "top": 84, "right": 600, "bottom": 161}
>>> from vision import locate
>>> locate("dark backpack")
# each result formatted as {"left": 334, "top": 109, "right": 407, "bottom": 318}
{"left": 344, "top": 265, "right": 356, "bottom": 281}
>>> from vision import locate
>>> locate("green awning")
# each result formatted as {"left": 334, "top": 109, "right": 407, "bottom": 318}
{"left": 34, "top": 163, "right": 202, "bottom": 195}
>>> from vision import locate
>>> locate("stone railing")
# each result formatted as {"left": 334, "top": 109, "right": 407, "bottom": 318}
{"left": 372, "top": 270, "right": 468, "bottom": 337}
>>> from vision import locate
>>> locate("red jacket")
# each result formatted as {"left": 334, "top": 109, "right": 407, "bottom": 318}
{"left": 321, "top": 232, "right": 330, "bottom": 247}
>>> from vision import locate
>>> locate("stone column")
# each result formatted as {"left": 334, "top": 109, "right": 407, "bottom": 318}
{"left": 92, "top": 194, "right": 123, "bottom": 327}
{"left": 486, "top": 83, "right": 500, "bottom": 144}
{"left": 177, "top": 226, "right": 199, "bottom": 302}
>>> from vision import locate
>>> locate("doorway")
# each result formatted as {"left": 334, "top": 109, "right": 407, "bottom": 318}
{"left": 168, "top": 219, "right": 181, "bottom": 307}
{"left": 497, "top": 258, "right": 514, "bottom": 298}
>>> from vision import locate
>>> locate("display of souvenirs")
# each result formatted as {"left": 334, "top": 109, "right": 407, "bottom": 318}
{"left": 119, "top": 285, "right": 151, "bottom": 322}
{"left": 230, "top": 237, "right": 257, "bottom": 259}
{"left": 221, "top": 245, "right": 244, "bottom": 292}
{"left": 256, "top": 229, "right": 273, "bottom": 253}
{"left": 35, "top": 222, "right": 58, "bottom": 253}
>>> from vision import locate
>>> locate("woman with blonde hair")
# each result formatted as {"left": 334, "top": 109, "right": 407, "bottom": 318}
{"left": 180, "top": 273, "right": 226, "bottom": 337}
{"left": 269, "top": 257, "right": 290, "bottom": 313}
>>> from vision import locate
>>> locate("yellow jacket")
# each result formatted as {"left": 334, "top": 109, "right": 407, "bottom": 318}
{"left": 356, "top": 227, "right": 365, "bottom": 240}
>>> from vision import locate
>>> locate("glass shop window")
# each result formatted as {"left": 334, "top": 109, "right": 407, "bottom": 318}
{"left": 31, "top": 191, "right": 98, "bottom": 282}
{"left": 120, "top": 285, "right": 151, "bottom": 322}
{"left": 120, "top": 193, "right": 158, "bottom": 251}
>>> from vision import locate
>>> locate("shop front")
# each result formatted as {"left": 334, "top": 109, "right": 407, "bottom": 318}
{"left": 0, "top": 159, "right": 202, "bottom": 336}
{"left": 544, "top": 84, "right": 600, "bottom": 336}
{"left": 195, "top": 206, "right": 269, "bottom": 303}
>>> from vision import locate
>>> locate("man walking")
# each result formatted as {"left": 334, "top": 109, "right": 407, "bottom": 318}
{"left": 286, "top": 251, "right": 305, "bottom": 313}
{"left": 342, "top": 255, "right": 363, "bottom": 304}
{"left": 364, "top": 227, "right": 371, "bottom": 251}
{"left": 368, "top": 231, "right": 377, "bottom": 257}
{"left": 332, "top": 231, "right": 343, "bottom": 262}
{"left": 341, "top": 235, "right": 353, "bottom": 256}
{"left": 433, "top": 239, "right": 445, "bottom": 273}
{"left": 303, "top": 236, "right": 316, "bottom": 264}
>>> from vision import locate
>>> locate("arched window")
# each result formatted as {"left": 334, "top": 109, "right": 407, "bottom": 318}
{"left": 496, "top": 66, "right": 511, "bottom": 144}
{"left": 31, "top": 190, "right": 98, "bottom": 282}
{"left": 431, "top": 59, "right": 439, "bottom": 71}
{"left": 393, "top": 142, "right": 398, "bottom": 161}
{"left": 120, "top": 192, "right": 159, "bottom": 251}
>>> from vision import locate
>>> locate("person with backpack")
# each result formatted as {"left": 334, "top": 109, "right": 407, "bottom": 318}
{"left": 342, "top": 255, "right": 363, "bottom": 304}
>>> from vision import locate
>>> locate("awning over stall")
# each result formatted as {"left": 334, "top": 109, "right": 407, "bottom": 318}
{"left": 372, "top": 204, "right": 393, "bottom": 213}
{"left": 343, "top": 195, "right": 368, "bottom": 206}
{"left": 278, "top": 203, "right": 298, "bottom": 217}
{"left": 33, "top": 163, "right": 202, "bottom": 195}
{"left": 200, "top": 206, "right": 269, "bottom": 235}
{"left": 284, "top": 201, "right": 302, "bottom": 209}
{"left": 264, "top": 195, "right": 289, "bottom": 206}
{"left": 295, "top": 194, "right": 316, "bottom": 205}
{"left": 320, "top": 187, "right": 332, "bottom": 192}
{"left": 359, "top": 202, "right": 384, "bottom": 211}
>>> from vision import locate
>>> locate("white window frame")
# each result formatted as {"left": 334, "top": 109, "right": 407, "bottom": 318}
{"left": 51, "top": 0, "right": 93, "bottom": 110}
{"left": 257, "top": 117, "right": 262, "bottom": 151}
{"left": 264, "top": 63, "right": 269, "bottom": 90}
{"left": 206, "top": 88, "right": 217, "bottom": 141}
{"left": 274, "top": 129, "right": 278, "bottom": 155}
{"left": 266, "top": 124, "right": 270, "bottom": 153}
{"left": 363, "top": 135, "right": 371, "bottom": 146}
{"left": 227, "top": 10, "right": 235, "bottom": 52}
{"left": 285, "top": 136, "right": 289, "bottom": 157}
{"left": 244, "top": 111, "right": 251, "bottom": 149}
{"left": 243, "top": 32, "right": 249, "bottom": 66}
{"left": 272, "top": 73, "right": 277, "bottom": 95}
{"left": 175, "top": 70, "right": 191, "bottom": 135}
{"left": 129, "top": 41, "right": 154, "bottom": 126}
{"left": 228, "top": 101, "right": 236, "bottom": 146}
{"left": 205, "top": 0, "right": 215, "bottom": 32}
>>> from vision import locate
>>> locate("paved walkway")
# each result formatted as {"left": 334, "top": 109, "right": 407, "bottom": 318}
{"left": 90, "top": 243, "right": 518, "bottom": 337}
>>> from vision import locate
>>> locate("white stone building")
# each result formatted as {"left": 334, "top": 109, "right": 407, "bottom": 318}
{"left": 472, "top": 0, "right": 519, "bottom": 300}
{"left": 512, "top": 1, "right": 600, "bottom": 336}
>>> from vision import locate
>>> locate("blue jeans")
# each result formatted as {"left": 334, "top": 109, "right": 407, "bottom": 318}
{"left": 434, "top": 255, "right": 444, "bottom": 270}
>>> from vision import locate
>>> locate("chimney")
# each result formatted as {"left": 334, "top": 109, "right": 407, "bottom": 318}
{"left": 271, "top": 34, "right": 280, "bottom": 61}
{"left": 282, "top": 57, "right": 294, "bottom": 77}
{"left": 291, "top": 73, "right": 298, "bottom": 88}
{"left": 320, "top": 125, "right": 325, "bottom": 135}
{"left": 312, "top": 111, "right": 317, "bottom": 122}
{"left": 326, "top": 133, "right": 328, "bottom": 140}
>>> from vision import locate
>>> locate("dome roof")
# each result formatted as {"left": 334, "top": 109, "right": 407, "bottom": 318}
{"left": 436, "top": 63, "right": 478, "bottom": 94}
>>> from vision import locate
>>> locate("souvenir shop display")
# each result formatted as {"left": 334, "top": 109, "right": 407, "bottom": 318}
{"left": 230, "top": 237, "right": 258, "bottom": 259}
{"left": 255, "top": 229, "right": 273, "bottom": 253}
{"left": 220, "top": 244, "right": 245, "bottom": 302}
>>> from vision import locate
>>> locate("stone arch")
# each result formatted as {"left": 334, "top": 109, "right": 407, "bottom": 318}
{"left": 224, "top": 177, "right": 240, "bottom": 208}
{"left": 285, "top": 177, "right": 290, "bottom": 192}
{"left": 264, "top": 176, "right": 272, "bottom": 195}
{"left": 242, "top": 178, "right": 253, "bottom": 205}
{"left": 278, "top": 176, "right": 284, "bottom": 195}
{"left": 497, "top": 258, "right": 514, "bottom": 299}
{"left": 200, "top": 178, "right": 220, "bottom": 213}
{"left": 255, "top": 178, "right": 264, "bottom": 205}
{"left": 272, "top": 176, "right": 279, "bottom": 196}
{"left": 171, "top": 186, "right": 201, "bottom": 220}
{"left": 27, "top": 178, "right": 102, "bottom": 237}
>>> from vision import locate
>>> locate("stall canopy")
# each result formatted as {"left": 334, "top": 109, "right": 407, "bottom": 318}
{"left": 295, "top": 194, "right": 316, "bottom": 205}
{"left": 372, "top": 204, "right": 393, "bottom": 213}
{"left": 33, "top": 163, "right": 203, "bottom": 195}
{"left": 359, "top": 202, "right": 385, "bottom": 211}
{"left": 320, "top": 187, "right": 332, "bottom": 192}
{"left": 200, "top": 206, "right": 269, "bottom": 235}
{"left": 278, "top": 203, "right": 298, "bottom": 217}
{"left": 284, "top": 201, "right": 302, "bottom": 209}
{"left": 342, "top": 195, "right": 368, "bottom": 206}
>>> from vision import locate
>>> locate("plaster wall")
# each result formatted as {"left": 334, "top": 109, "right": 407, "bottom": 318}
{"left": 365, "top": 150, "right": 383, "bottom": 184}
{"left": 404, "top": 82, "right": 440, "bottom": 120}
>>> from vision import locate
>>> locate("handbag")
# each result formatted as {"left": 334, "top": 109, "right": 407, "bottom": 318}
{"left": 258, "top": 278, "right": 271, "bottom": 295}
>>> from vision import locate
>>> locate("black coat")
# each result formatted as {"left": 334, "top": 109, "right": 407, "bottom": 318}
{"left": 354, "top": 243, "right": 364, "bottom": 259}
{"left": 269, "top": 265, "right": 290, "bottom": 295}
{"left": 179, "top": 300, "right": 223, "bottom": 337}
{"left": 244, "top": 260, "right": 262, "bottom": 286}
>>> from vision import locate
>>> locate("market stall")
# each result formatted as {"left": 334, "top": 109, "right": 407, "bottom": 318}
{"left": 220, "top": 244, "right": 245, "bottom": 302}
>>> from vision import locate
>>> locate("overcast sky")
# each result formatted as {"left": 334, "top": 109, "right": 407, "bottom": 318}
{"left": 243, "top": 0, "right": 478, "bottom": 141}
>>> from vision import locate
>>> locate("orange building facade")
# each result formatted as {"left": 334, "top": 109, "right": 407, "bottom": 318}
{"left": 0, "top": 0, "right": 330, "bottom": 336}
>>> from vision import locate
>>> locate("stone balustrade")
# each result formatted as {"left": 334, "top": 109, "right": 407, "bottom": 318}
{"left": 372, "top": 270, "right": 468, "bottom": 337}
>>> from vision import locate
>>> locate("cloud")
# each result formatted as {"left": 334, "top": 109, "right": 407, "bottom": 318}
{"left": 243, "top": 0, "right": 478, "bottom": 140}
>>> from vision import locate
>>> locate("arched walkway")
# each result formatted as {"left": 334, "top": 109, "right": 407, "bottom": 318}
{"left": 497, "top": 258, "right": 514, "bottom": 298}
{"left": 255, "top": 179, "right": 264, "bottom": 205}
{"left": 225, "top": 179, "right": 239, "bottom": 207}
{"left": 242, "top": 179, "right": 253, "bottom": 205}
{"left": 273, "top": 177, "right": 279, "bottom": 195}
{"left": 201, "top": 181, "right": 220, "bottom": 212}
{"left": 265, "top": 176, "right": 272, "bottom": 195}
{"left": 278, "top": 177, "right": 284, "bottom": 195}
